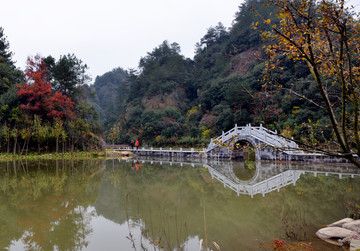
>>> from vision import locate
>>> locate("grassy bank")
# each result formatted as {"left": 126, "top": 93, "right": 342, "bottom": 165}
{"left": 0, "top": 150, "right": 134, "bottom": 162}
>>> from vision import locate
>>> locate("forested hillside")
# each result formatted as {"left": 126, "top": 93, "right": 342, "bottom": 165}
{"left": 94, "top": 0, "right": 329, "bottom": 147}
{"left": 92, "top": 68, "right": 128, "bottom": 130}
{"left": 2, "top": 0, "right": 358, "bottom": 156}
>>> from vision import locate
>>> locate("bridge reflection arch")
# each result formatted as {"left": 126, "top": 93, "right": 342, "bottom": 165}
{"left": 214, "top": 161, "right": 261, "bottom": 185}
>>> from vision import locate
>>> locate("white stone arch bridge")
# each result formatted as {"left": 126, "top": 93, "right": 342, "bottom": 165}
{"left": 206, "top": 124, "right": 303, "bottom": 160}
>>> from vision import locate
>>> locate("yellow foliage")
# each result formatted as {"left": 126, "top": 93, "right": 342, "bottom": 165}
{"left": 264, "top": 19, "right": 271, "bottom": 24}
{"left": 200, "top": 126, "right": 211, "bottom": 139}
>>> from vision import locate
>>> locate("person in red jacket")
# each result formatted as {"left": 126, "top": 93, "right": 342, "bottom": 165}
{"left": 135, "top": 140, "right": 139, "bottom": 150}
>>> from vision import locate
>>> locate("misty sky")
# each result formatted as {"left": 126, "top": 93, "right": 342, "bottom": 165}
{"left": 2, "top": 0, "right": 359, "bottom": 81}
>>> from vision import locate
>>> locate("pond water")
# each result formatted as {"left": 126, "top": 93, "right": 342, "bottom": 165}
{"left": 1, "top": 158, "right": 360, "bottom": 251}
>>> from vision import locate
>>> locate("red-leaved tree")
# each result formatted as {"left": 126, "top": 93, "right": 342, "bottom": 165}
{"left": 17, "top": 55, "right": 74, "bottom": 120}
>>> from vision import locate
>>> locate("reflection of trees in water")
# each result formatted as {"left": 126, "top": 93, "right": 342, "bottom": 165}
{"left": 97, "top": 160, "right": 200, "bottom": 250}
{"left": 0, "top": 160, "right": 103, "bottom": 250}
{"left": 232, "top": 161, "right": 256, "bottom": 181}
{"left": 1, "top": 159, "right": 360, "bottom": 250}
{"left": 260, "top": 172, "right": 360, "bottom": 246}
{"left": 98, "top": 159, "right": 360, "bottom": 250}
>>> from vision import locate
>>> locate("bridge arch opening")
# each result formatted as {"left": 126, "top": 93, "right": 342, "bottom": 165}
{"left": 232, "top": 140, "right": 256, "bottom": 161}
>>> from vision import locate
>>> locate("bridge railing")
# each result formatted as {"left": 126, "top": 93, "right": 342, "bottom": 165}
{"left": 118, "top": 146, "right": 207, "bottom": 153}
{"left": 248, "top": 125, "right": 298, "bottom": 149}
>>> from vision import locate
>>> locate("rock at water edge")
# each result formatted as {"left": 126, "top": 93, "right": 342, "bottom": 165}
{"left": 316, "top": 227, "right": 356, "bottom": 246}
{"left": 343, "top": 220, "right": 360, "bottom": 234}
{"left": 329, "top": 218, "right": 354, "bottom": 227}
{"left": 350, "top": 239, "right": 360, "bottom": 251}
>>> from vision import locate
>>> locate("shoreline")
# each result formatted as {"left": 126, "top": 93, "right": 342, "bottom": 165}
{"left": 0, "top": 150, "right": 134, "bottom": 162}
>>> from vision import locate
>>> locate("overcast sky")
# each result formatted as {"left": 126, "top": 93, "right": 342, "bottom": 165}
{"left": 2, "top": 0, "right": 359, "bottom": 82}
{"left": 2, "top": 0, "right": 242, "bottom": 81}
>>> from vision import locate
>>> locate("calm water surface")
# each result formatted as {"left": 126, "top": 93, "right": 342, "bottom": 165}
{"left": 1, "top": 158, "right": 360, "bottom": 250}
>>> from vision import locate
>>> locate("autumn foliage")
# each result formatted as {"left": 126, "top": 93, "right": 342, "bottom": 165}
{"left": 258, "top": 0, "right": 360, "bottom": 167}
{"left": 17, "top": 55, "right": 74, "bottom": 120}
{"left": 261, "top": 239, "right": 314, "bottom": 250}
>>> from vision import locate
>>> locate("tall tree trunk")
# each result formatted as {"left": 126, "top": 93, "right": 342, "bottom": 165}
{"left": 26, "top": 139, "right": 29, "bottom": 155}
{"left": 13, "top": 137, "right": 18, "bottom": 155}
{"left": 7, "top": 139, "right": 10, "bottom": 153}
{"left": 21, "top": 140, "right": 26, "bottom": 155}
{"left": 56, "top": 136, "right": 59, "bottom": 153}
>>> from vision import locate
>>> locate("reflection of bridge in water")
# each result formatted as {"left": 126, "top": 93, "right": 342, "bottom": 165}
{"left": 119, "top": 157, "right": 360, "bottom": 198}
{"left": 205, "top": 162, "right": 360, "bottom": 197}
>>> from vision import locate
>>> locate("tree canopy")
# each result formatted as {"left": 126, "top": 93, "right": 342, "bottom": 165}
{"left": 44, "top": 53, "right": 91, "bottom": 100}
{"left": 0, "top": 27, "right": 101, "bottom": 153}
{"left": 17, "top": 55, "right": 74, "bottom": 120}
